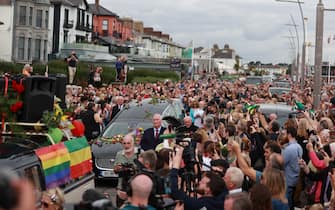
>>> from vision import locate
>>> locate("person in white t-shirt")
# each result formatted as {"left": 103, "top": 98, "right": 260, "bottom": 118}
{"left": 193, "top": 101, "right": 205, "bottom": 128}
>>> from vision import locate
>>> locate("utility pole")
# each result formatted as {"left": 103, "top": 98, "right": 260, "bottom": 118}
{"left": 313, "top": 0, "right": 324, "bottom": 109}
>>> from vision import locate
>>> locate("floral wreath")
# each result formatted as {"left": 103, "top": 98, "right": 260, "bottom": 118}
{"left": 99, "top": 127, "right": 144, "bottom": 144}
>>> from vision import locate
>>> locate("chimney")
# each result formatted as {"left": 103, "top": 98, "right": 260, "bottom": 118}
{"left": 95, "top": 0, "right": 99, "bottom": 12}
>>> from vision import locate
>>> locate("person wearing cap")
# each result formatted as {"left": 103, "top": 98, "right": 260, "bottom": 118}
{"left": 67, "top": 51, "right": 79, "bottom": 84}
{"left": 22, "top": 64, "right": 33, "bottom": 77}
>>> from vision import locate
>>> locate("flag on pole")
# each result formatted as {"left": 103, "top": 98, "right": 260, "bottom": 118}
{"left": 182, "top": 40, "right": 193, "bottom": 59}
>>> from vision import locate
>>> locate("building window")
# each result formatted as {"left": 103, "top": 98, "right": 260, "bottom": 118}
{"left": 86, "top": 14, "right": 89, "bottom": 27}
{"left": 63, "top": 30, "right": 68, "bottom": 43}
{"left": 36, "top": 10, "right": 42, "bottom": 27}
{"left": 34, "top": 39, "right": 41, "bottom": 60}
{"left": 102, "top": 20, "right": 108, "bottom": 30}
{"left": 44, "top": 40, "right": 47, "bottom": 61}
{"left": 45, "top": 10, "right": 49, "bottom": 28}
{"left": 28, "top": 38, "right": 32, "bottom": 60}
{"left": 77, "top": 9, "right": 80, "bottom": 26}
{"left": 29, "top": 7, "right": 33, "bottom": 26}
{"left": 81, "top": 10, "right": 85, "bottom": 26}
{"left": 64, "top": 9, "right": 69, "bottom": 22}
{"left": 19, "top": 6, "right": 26, "bottom": 25}
{"left": 18, "top": 37, "right": 25, "bottom": 60}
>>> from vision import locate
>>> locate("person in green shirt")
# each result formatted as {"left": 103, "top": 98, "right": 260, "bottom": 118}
{"left": 114, "top": 134, "right": 140, "bottom": 207}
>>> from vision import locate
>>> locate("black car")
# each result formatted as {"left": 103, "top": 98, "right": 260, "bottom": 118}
{"left": 92, "top": 98, "right": 184, "bottom": 181}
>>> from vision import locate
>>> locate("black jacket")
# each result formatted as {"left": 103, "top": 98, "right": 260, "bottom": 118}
{"left": 140, "top": 127, "right": 166, "bottom": 151}
{"left": 79, "top": 109, "right": 100, "bottom": 140}
{"left": 170, "top": 168, "right": 227, "bottom": 210}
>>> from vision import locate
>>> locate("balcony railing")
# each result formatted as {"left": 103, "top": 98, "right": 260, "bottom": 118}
{"left": 75, "top": 23, "right": 93, "bottom": 32}
{"left": 63, "top": 19, "right": 73, "bottom": 29}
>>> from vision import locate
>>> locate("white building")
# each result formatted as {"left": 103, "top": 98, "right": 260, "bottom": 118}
{"left": 50, "top": 0, "right": 92, "bottom": 57}
{"left": 0, "top": 0, "right": 53, "bottom": 63}
{"left": 212, "top": 44, "right": 239, "bottom": 75}
{"left": 138, "top": 35, "right": 183, "bottom": 59}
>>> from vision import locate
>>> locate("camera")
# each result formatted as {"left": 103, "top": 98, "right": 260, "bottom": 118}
{"left": 116, "top": 163, "right": 136, "bottom": 177}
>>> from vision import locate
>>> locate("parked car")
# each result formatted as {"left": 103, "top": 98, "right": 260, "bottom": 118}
{"left": 92, "top": 98, "right": 184, "bottom": 181}
{"left": 258, "top": 103, "right": 294, "bottom": 127}
{"left": 272, "top": 81, "right": 291, "bottom": 88}
{"left": 262, "top": 75, "right": 275, "bottom": 83}
{"left": 268, "top": 87, "right": 292, "bottom": 97}
{"left": 245, "top": 76, "right": 263, "bottom": 85}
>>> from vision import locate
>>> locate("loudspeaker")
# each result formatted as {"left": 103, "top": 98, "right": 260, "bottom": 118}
{"left": 49, "top": 74, "right": 67, "bottom": 109}
{"left": 19, "top": 76, "right": 56, "bottom": 122}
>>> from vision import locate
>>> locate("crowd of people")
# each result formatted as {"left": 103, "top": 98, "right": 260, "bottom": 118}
{"left": 5, "top": 71, "right": 335, "bottom": 210}
{"left": 61, "top": 74, "right": 335, "bottom": 209}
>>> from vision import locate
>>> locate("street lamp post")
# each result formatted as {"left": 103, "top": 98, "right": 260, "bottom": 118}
{"left": 283, "top": 34, "right": 297, "bottom": 79}
{"left": 287, "top": 14, "right": 300, "bottom": 82}
{"left": 276, "top": 0, "right": 306, "bottom": 88}
{"left": 297, "top": 2, "right": 306, "bottom": 89}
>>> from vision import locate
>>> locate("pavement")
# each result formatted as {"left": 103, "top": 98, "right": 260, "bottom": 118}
{"left": 95, "top": 180, "right": 117, "bottom": 205}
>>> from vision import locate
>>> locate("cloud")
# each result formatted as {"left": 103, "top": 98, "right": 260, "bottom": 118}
{"left": 88, "top": 0, "right": 335, "bottom": 63}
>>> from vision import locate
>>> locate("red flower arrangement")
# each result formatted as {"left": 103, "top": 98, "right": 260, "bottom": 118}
{"left": 0, "top": 77, "right": 25, "bottom": 124}
{"left": 10, "top": 101, "right": 23, "bottom": 113}
{"left": 12, "top": 80, "right": 25, "bottom": 94}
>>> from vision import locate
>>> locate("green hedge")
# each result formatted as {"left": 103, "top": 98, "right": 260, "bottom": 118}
{"left": 0, "top": 60, "right": 179, "bottom": 85}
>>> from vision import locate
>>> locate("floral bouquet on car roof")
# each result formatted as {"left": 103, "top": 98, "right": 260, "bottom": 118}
{"left": 134, "top": 127, "right": 144, "bottom": 144}
{"left": 100, "top": 134, "right": 125, "bottom": 144}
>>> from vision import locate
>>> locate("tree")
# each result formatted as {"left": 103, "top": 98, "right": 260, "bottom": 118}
{"left": 213, "top": 44, "right": 220, "bottom": 53}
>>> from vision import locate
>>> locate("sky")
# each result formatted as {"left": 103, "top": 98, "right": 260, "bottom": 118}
{"left": 88, "top": 0, "right": 335, "bottom": 64}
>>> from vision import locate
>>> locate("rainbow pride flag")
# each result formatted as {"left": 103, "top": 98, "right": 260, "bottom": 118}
{"left": 64, "top": 137, "right": 92, "bottom": 179}
{"left": 35, "top": 143, "right": 71, "bottom": 189}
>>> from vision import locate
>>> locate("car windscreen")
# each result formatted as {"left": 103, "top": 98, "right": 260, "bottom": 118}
{"left": 269, "top": 88, "right": 291, "bottom": 96}
{"left": 259, "top": 105, "right": 293, "bottom": 127}
{"left": 246, "top": 77, "right": 263, "bottom": 85}
{"left": 102, "top": 122, "right": 153, "bottom": 138}
{"left": 273, "top": 82, "right": 291, "bottom": 88}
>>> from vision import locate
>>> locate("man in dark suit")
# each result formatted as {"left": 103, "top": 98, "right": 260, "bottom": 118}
{"left": 140, "top": 114, "right": 166, "bottom": 151}
{"left": 111, "top": 96, "right": 124, "bottom": 119}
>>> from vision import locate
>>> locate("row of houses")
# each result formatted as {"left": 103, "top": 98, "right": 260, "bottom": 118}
{"left": 0, "top": 0, "right": 184, "bottom": 64}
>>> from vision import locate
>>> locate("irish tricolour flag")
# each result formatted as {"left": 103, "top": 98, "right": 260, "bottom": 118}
{"left": 64, "top": 137, "right": 92, "bottom": 179}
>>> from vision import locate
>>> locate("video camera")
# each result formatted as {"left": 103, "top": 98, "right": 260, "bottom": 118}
{"left": 116, "top": 163, "right": 136, "bottom": 178}
{"left": 161, "top": 116, "right": 197, "bottom": 168}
